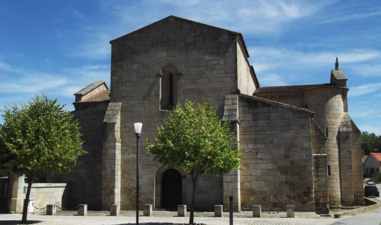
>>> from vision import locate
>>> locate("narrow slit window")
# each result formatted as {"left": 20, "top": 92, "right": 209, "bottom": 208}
{"left": 305, "top": 104, "right": 308, "bottom": 109}
{"left": 169, "top": 73, "right": 173, "bottom": 105}
{"left": 328, "top": 165, "right": 331, "bottom": 175}
{"left": 326, "top": 127, "right": 329, "bottom": 137}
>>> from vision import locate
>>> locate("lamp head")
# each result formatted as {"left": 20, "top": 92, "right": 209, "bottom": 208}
{"left": 134, "top": 122, "right": 143, "bottom": 137}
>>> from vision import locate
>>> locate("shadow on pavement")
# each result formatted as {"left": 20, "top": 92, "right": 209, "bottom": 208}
{"left": 0, "top": 221, "right": 42, "bottom": 225}
{"left": 114, "top": 223, "right": 206, "bottom": 225}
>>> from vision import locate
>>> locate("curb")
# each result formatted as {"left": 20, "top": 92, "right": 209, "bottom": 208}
{"left": 334, "top": 199, "right": 381, "bottom": 218}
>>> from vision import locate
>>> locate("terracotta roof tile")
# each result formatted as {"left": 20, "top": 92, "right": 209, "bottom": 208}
{"left": 75, "top": 90, "right": 110, "bottom": 103}
{"left": 253, "top": 83, "right": 347, "bottom": 95}
{"left": 371, "top": 153, "right": 381, "bottom": 162}
{"left": 362, "top": 155, "right": 369, "bottom": 163}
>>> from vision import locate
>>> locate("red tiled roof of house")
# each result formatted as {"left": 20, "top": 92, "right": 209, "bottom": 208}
{"left": 362, "top": 155, "right": 369, "bottom": 163}
{"left": 371, "top": 153, "right": 381, "bottom": 162}
{"left": 76, "top": 90, "right": 110, "bottom": 103}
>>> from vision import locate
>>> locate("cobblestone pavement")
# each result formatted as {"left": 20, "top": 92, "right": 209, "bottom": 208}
{"left": 0, "top": 213, "right": 348, "bottom": 225}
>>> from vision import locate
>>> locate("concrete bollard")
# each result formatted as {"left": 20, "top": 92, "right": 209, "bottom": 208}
{"left": 253, "top": 205, "right": 261, "bottom": 218}
{"left": 214, "top": 205, "right": 223, "bottom": 217}
{"left": 46, "top": 204, "right": 56, "bottom": 215}
{"left": 286, "top": 205, "right": 295, "bottom": 218}
{"left": 78, "top": 204, "right": 87, "bottom": 216}
{"left": 178, "top": 205, "right": 187, "bottom": 217}
{"left": 110, "top": 204, "right": 120, "bottom": 216}
{"left": 144, "top": 204, "right": 152, "bottom": 216}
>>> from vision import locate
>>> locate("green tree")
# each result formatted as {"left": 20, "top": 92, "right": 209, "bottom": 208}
{"left": 361, "top": 131, "right": 381, "bottom": 155}
{"left": 0, "top": 94, "right": 86, "bottom": 223}
{"left": 146, "top": 98, "right": 241, "bottom": 224}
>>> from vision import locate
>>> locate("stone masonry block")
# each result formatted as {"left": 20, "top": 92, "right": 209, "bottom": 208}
{"left": 178, "top": 205, "right": 187, "bottom": 217}
{"left": 253, "top": 205, "right": 261, "bottom": 217}
{"left": 110, "top": 204, "right": 120, "bottom": 216}
{"left": 46, "top": 204, "right": 56, "bottom": 215}
{"left": 214, "top": 205, "right": 223, "bottom": 217}
{"left": 78, "top": 204, "right": 87, "bottom": 216}
{"left": 286, "top": 205, "right": 294, "bottom": 218}
{"left": 144, "top": 204, "right": 152, "bottom": 216}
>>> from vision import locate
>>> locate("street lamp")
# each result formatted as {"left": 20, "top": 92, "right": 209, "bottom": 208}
{"left": 134, "top": 122, "right": 142, "bottom": 225}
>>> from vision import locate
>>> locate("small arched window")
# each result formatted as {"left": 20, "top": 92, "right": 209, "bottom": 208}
{"left": 161, "top": 64, "right": 178, "bottom": 110}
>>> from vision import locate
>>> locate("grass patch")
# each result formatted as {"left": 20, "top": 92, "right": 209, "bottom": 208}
{"left": 369, "top": 173, "right": 381, "bottom": 184}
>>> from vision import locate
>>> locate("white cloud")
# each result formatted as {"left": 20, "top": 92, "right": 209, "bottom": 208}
{"left": 249, "top": 47, "right": 380, "bottom": 73}
{"left": 257, "top": 73, "right": 287, "bottom": 86}
{"left": 348, "top": 82, "right": 381, "bottom": 97}
{"left": 69, "top": 0, "right": 329, "bottom": 60}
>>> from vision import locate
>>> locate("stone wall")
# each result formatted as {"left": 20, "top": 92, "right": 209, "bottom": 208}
{"left": 304, "top": 87, "right": 345, "bottom": 207}
{"left": 47, "top": 102, "right": 109, "bottom": 209}
{"left": 110, "top": 16, "right": 240, "bottom": 210}
{"left": 257, "top": 93, "right": 305, "bottom": 108}
{"left": 239, "top": 95, "right": 315, "bottom": 211}
{"left": 237, "top": 41, "right": 255, "bottom": 96}
{"left": 312, "top": 154, "right": 329, "bottom": 214}
{"left": 338, "top": 114, "right": 354, "bottom": 206}
{"left": 29, "top": 183, "right": 68, "bottom": 214}
{"left": 351, "top": 121, "right": 364, "bottom": 206}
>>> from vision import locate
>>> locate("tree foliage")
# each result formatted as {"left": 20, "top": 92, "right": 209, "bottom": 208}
{"left": 0, "top": 94, "right": 86, "bottom": 222}
{"left": 146, "top": 98, "right": 241, "bottom": 224}
{"left": 361, "top": 131, "right": 381, "bottom": 156}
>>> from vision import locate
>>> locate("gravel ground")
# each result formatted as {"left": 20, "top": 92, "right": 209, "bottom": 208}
{"left": 0, "top": 213, "right": 348, "bottom": 225}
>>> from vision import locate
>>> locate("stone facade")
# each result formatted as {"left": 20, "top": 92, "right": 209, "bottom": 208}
{"left": 7, "top": 16, "right": 362, "bottom": 214}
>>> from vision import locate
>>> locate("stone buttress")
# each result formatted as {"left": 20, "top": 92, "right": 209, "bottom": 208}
{"left": 102, "top": 102, "right": 122, "bottom": 210}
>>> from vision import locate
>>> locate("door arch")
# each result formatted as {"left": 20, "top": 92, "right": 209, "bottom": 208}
{"left": 162, "top": 169, "right": 182, "bottom": 209}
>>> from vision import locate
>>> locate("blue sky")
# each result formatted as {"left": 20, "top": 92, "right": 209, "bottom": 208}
{"left": 0, "top": 0, "right": 380, "bottom": 135}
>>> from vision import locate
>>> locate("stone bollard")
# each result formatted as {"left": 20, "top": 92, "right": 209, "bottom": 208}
{"left": 78, "top": 204, "right": 87, "bottom": 216}
{"left": 144, "top": 204, "right": 152, "bottom": 216}
{"left": 46, "top": 204, "right": 56, "bottom": 215}
{"left": 178, "top": 205, "right": 187, "bottom": 217}
{"left": 286, "top": 205, "right": 295, "bottom": 218}
{"left": 110, "top": 204, "right": 120, "bottom": 216}
{"left": 253, "top": 205, "right": 261, "bottom": 218}
{"left": 214, "top": 205, "right": 223, "bottom": 217}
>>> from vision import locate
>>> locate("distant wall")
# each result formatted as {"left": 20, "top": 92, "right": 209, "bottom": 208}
{"left": 29, "top": 183, "right": 68, "bottom": 214}
{"left": 47, "top": 101, "right": 109, "bottom": 209}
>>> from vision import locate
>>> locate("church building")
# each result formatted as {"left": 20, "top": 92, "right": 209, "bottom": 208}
{"left": 5, "top": 16, "right": 364, "bottom": 214}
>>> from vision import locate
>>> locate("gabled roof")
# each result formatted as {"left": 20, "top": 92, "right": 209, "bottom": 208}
{"left": 240, "top": 94, "right": 314, "bottom": 115}
{"left": 362, "top": 155, "right": 369, "bottom": 163}
{"left": 109, "top": 15, "right": 250, "bottom": 58}
{"left": 74, "top": 80, "right": 109, "bottom": 96}
{"left": 331, "top": 69, "right": 348, "bottom": 81}
{"left": 253, "top": 83, "right": 347, "bottom": 95}
{"left": 370, "top": 153, "right": 381, "bottom": 162}
{"left": 75, "top": 90, "right": 110, "bottom": 104}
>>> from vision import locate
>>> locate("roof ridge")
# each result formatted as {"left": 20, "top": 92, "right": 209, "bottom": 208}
{"left": 75, "top": 89, "right": 110, "bottom": 104}
{"left": 240, "top": 94, "right": 314, "bottom": 115}
{"left": 110, "top": 15, "right": 240, "bottom": 44}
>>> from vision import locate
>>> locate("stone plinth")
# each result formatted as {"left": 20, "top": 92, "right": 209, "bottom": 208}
{"left": 253, "top": 205, "right": 261, "bottom": 217}
{"left": 78, "top": 204, "right": 87, "bottom": 216}
{"left": 110, "top": 204, "right": 120, "bottom": 216}
{"left": 46, "top": 204, "right": 56, "bottom": 215}
{"left": 178, "top": 205, "right": 187, "bottom": 217}
{"left": 286, "top": 205, "right": 295, "bottom": 218}
{"left": 144, "top": 204, "right": 152, "bottom": 216}
{"left": 214, "top": 205, "right": 223, "bottom": 217}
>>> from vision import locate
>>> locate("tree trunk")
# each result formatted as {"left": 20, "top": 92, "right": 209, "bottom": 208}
{"left": 21, "top": 172, "right": 35, "bottom": 223}
{"left": 189, "top": 172, "right": 199, "bottom": 225}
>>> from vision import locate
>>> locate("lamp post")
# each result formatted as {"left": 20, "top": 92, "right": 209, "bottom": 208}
{"left": 134, "top": 122, "right": 143, "bottom": 225}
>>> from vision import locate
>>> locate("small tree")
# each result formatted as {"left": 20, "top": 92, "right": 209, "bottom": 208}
{"left": 0, "top": 94, "right": 86, "bottom": 223}
{"left": 146, "top": 98, "right": 241, "bottom": 224}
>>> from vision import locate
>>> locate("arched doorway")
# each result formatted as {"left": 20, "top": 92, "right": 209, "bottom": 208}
{"left": 162, "top": 169, "right": 182, "bottom": 209}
